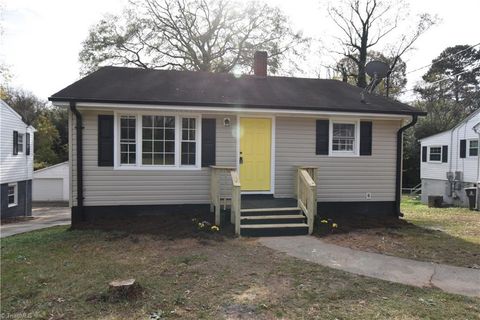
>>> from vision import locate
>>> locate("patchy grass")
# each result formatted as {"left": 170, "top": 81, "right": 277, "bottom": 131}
{"left": 320, "top": 196, "right": 480, "bottom": 268}
{"left": 1, "top": 224, "right": 479, "bottom": 319}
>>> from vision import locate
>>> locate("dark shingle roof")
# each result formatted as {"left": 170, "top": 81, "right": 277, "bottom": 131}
{"left": 49, "top": 66, "right": 424, "bottom": 116}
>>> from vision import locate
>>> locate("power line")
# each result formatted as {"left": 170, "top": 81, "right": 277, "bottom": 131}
{"left": 405, "top": 42, "right": 480, "bottom": 75}
{"left": 399, "top": 68, "right": 477, "bottom": 95}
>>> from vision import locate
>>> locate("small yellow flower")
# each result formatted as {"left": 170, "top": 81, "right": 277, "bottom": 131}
{"left": 211, "top": 225, "right": 220, "bottom": 232}
{"left": 321, "top": 220, "right": 328, "bottom": 224}
{"left": 332, "top": 223, "right": 338, "bottom": 228}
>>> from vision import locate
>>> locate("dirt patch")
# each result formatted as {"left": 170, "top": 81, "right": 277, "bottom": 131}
{"left": 321, "top": 227, "right": 412, "bottom": 255}
{"left": 1, "top": 216, "right": 36, "bottom": 225}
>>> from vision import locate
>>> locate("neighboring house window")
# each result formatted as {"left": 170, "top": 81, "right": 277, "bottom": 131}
{"left": 331, "top": 121, "right": 357, "bottom": 155}
{"left": 17, "top": 133, "right": 24, "bottom": 153}
{"left": 428, "top": 146, "right": 442, "bottom": 162}
{"left": 469, "top": 140, "right": 478, "bottom": 157}
{"left": 8, "top": 183, "right": 17, "bottom": 207}
{"left": 181, "top": 118, "right": 197, "bottom": 165}
{"left": 120, "top": 115, "right": 137, "bottom": 165}
{"left": 142, "top": 115, "right": 176, "bottom": 166}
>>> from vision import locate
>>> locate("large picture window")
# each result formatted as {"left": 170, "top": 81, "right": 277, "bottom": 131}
{"left": 120, "top": 116, "right": 136, "bottom": 165}
{"left": 142, "top": 115, "right": 176, "bottom": 165}
{"left": 331, "top": 122, "right": 356, "bottom": 153}
{"left": 116, "top": 113, "right": 200, "bottom": 169}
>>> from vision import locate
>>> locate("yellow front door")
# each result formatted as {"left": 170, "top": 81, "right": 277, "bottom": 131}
{"left": 240, "top": 118, "right": 271, "bottom": 191}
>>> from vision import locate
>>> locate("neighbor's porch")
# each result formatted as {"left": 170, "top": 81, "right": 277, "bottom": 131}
{"left": 209, "top": 166, "right": 318, "bottom": 236}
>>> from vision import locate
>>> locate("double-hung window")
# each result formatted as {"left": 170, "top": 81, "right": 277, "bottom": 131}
{"left": 8, "top": 183, "right": 17, "bottom": 207}
{"left": 17, "top": 133, "right": 24, "bottom": 153}
{"left": 181, "top": 118, "right": 197, "bottom": 165}
{"left": 120, "top": 116, "right": 137, "bottom": 165}
{"left": 117, "top": 114, "right": 200, "bottom": 169}
{"left": 469, "top": 140, "right": 478, "bottom": 157}
{"left": 429, "top": 146, "right": 442, "bottom": 162}
{"left": 331, "top": 121, "right": 357, "bottom": 155}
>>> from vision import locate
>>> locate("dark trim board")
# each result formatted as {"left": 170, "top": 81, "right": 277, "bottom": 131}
{"left": 71, "top": 204, "right": 211, "bottom": 225}
{"left": 71, "top": 201, "right": 397, "bottom": 225}
{"left": 317, "top": 201, "right": 396, "bottom": 217}
{"left": 0, "top": 180, "right": 32, "bottom": 219}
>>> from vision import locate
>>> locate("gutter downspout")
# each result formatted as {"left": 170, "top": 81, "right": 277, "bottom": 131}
{"left": 70, "top": 102, "right": 85, "bottom": 223}
{"left": 395, "top": 114, "right": 418, "bottom": 217}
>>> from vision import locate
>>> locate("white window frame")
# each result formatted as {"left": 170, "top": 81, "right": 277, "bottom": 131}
{"left": 8, "top": 183, "right": 18, "bottom": 207}
{"left": 119, "top": 115, "right": 137, "bottom": 166}
{"left": 428, "top": 145, "right": 442, "bottom": 163}
{"left": 468, "top": 139, "right": 478, "bottom": 157}
{"left": 329, "top": 119, "right": 360, "bottom": 157}
{"left": 17, "top": 133, "right": 24, "bottom": 154}
{"left": 113, "top": 111, "right": 202, "bottom": 170}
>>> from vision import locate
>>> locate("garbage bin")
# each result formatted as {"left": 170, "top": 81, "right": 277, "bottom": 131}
{"left": 464, "top": 187, "right": 477, "bottom": 210}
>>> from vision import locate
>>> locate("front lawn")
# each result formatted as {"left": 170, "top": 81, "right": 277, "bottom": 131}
{"left": 1, "top": 223, "right": 479, "bottom": 319}
{"left": 320, "top": 196, "right": 480, "bottom": 268}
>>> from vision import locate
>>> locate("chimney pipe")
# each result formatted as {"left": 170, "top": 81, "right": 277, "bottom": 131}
{"left": 254, "top": 51, "right": 268, "bottom": 77}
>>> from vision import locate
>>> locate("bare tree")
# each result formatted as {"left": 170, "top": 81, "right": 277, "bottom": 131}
{"left": 328, "top": 0, "right": 437, "bottom": 89}
{"left": 80, "top": 0, "right": 309, "bottom": 75}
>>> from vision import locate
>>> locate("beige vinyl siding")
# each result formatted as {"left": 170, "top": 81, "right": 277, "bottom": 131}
{"left": 275, "top": 117, "right": 401, "bottom": 202}
{"left": 70, "top": 109, "right": 235, "bottom": 207}
{"left": 70, "top": 109, "right": 402, "bottom": 207}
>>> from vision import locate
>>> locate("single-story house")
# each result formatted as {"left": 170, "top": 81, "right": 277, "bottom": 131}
{"left": 49, "top": 52, "right": 425, "bottom": 236}
{"left": 0, "top": 99, "right": 35, "bottom": 219}
{"left": 420, "top": 109, "right": 480, "bottom": 207}
{"left": 33, "top": 161, "right": 69, "bottom": 202}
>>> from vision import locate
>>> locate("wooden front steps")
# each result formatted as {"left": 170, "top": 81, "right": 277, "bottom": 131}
{"left": 239, "top": 207, "right": 309, "bottom": 237}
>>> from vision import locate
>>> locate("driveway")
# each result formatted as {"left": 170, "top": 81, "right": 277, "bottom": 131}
{"left": 1, "top": 206, "right": 70, "bottom": 238}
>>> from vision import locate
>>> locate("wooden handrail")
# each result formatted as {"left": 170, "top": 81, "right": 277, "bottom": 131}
{"left": 210, "top": 166, "right": 241, "bottom": 235}
{"left": 210, "top": 166, "right": 236, "bottom": 225}
{"left": 297, "top": 168, "right": 317, "bottom": 235}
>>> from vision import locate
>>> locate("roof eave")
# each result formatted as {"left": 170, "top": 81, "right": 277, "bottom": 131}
{"left": 48, "top": 97, "right": 426, "bottom": 117}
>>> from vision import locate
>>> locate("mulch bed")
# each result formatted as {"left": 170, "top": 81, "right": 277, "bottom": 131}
{"left": 73, "top": 211, "right": 234, "bottom": 240}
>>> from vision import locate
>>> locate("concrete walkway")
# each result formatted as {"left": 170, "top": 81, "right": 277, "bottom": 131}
{"left": 260, "top": 236, "right": 480, "bottom": 298}
{"left": 1, "top": 206, "right": 70, "bottom": 238}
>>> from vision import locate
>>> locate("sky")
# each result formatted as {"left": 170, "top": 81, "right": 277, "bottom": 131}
{"left": 1, "top": 0, "right": 479, "bottom": 102}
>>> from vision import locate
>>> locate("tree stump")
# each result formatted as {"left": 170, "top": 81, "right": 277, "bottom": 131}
{"left": 108, "top": 279, "right": 139, "bottom": 300}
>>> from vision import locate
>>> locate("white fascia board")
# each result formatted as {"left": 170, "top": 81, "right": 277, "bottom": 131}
{"left": 53, "top": 101, "right": 411, "bottom": 121}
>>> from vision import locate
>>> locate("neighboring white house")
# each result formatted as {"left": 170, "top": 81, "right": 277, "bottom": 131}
{"left": 420, "top": 109, "right": 480, "bottom": 206}
{"left": 0, "top": 99, "right": 35, "bottom": 218}
{"left": 33, "top": 162, "right": 69, "bottom": 202}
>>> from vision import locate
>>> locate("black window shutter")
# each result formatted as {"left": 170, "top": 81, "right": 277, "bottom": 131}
{"left": 26, "top": 133, "right": 31, "bottom": 155}
{"left": 360, "top": 121, "right": 372, "bottom": 156}
{"left": 422, "top": 146, "right": 427, "bottom": 162}
{"left": 442, "top": 145, "right": 448, "bottom": 163}
{"left": 201, "top": 118, "right": 216, "bottom": 167}
{"left": 98, "top": 115, "right": 114, "bottom": 167}
{"left": 460, "top": 139, "right": 466, "bottom": 158}
{"left": 13, "top": 131, "right": 18, "bottom": 155}
{"left": 316, "top": 120, "right": 329, "bottom": 155}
